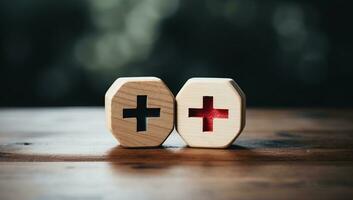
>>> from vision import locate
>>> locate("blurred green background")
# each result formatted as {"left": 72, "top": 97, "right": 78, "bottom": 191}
{"left": 0, "top": 0, "right": 352, "bottom": 107}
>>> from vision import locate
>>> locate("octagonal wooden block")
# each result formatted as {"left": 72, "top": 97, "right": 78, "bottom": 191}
{"left": 176, "top": 78, "right": 246, "bottom": 148}
{"left": 105, "top": 77, "right": 174, "bottom": 148}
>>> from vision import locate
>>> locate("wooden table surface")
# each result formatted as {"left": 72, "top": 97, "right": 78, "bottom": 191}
{"left": 0, "top": 108, "right": 353, "bottom": 200}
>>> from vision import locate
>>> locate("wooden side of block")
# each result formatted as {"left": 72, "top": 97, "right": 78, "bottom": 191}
{"left": 176, "top": 78, "right": 246, "bottom": 148}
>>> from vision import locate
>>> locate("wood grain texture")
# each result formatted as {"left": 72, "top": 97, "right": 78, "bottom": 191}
{"left": 176, "top": 78, "right": 246, "bottom": 148}
{"left": 0, "top": 108, "right": 352, "bottom": 161}
{"left": 0, "top": 108, "right": 353, "bottom": 200}
{"left": 105, "top": 77, "right": 174, "bottom": 147}
{"left": 1, "top": 162, "right": 353, "bottom": 200}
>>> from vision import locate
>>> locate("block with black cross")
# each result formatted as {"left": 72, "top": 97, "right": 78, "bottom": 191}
{"left": 105, "top": 77, "right": 174, "bottom": 148}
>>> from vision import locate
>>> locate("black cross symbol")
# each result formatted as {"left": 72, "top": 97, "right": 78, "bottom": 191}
{"left": 123, "top": 95, "right": 160, "bottom": 132}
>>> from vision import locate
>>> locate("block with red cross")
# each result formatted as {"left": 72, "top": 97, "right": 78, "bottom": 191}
{"left": 176, "top": 78, "right": 246, "bottom": 148}
{"left": 105, "top": 77, "right": 174, "bottom": 148}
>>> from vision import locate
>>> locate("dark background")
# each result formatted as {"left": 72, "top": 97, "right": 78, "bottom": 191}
{"left": 1, "top": 0, "right": 352, "bottom": 107}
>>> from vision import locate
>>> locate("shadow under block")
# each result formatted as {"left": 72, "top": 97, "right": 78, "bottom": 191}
{"left": 176, "top": 78, "right": 246, "bottom": 148}
{"left": 105, "top": 77, "right": 174, "bottom": 147}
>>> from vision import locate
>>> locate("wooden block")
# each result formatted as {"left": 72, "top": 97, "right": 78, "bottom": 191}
{"left": 105, "top": 77, "right": 174, "bottom": 148}
{"left": 176, "top": 78, "right": 246, "bottom": 148}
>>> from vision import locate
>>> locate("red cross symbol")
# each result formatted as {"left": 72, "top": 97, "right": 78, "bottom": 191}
{"left": 188, "top": 96, "right": 229, "bottom": 132}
